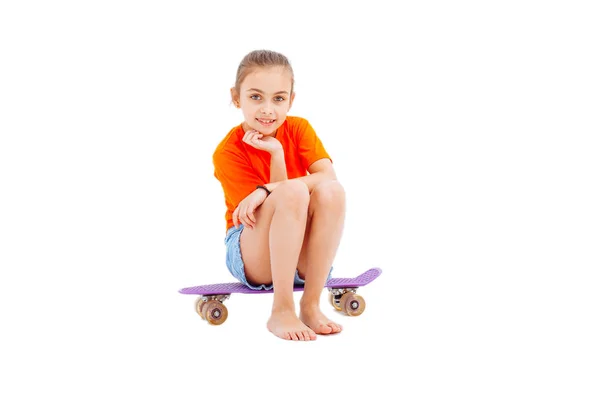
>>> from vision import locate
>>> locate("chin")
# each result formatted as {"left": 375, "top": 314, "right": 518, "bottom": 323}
{"left": 261, "top": 128, "right": 278, "bottom": 135}
{"left": 256, "top": 123, "right": 279, "bottom": 135}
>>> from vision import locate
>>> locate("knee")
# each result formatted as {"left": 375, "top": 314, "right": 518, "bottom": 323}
{"left": 271, "top": 180, "right": 310, "bottom": 209}
{"left": 311, "top": 180, "right": 345, "bottom": 209}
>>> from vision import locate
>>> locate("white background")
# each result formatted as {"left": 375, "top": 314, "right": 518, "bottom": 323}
{"left": 1, "top": 1, "right": 599, "bottom": 398}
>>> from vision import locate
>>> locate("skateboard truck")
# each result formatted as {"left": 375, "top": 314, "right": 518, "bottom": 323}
{"left": 327, "top": 287, "right": 365, "bottom": 315}
{"left": 196, "top": 295, "right": 230, "bottom": 325}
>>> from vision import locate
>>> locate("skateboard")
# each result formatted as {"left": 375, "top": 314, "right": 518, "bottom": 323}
{"left": 179, "top": 267, "right": 382, "bottom": 325}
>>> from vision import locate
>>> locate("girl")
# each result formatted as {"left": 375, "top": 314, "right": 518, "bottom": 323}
{"left": 213, "top": 50, "right": 345, "bottom": 341}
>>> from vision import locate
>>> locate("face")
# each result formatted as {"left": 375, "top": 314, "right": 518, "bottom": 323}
{"left": 232, "top": 66, "right": 295, "bottom": 136}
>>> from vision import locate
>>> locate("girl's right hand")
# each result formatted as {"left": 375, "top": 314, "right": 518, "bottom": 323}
{"left": 243, "top": 130, "right": 283, "bottom": 154}
{"left": 232, "top": 188, "right": 269, "bottom": 229}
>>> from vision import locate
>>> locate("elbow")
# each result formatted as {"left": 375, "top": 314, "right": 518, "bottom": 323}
{"left": 324, "top": 166, "right": 337, "bottom": 181}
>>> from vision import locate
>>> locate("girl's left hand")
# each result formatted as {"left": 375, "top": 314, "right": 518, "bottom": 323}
{"left": 243, "top": 130, "right": 283, "bottom": 154}
{"left": 232, "top": 188, "right": 269, "bottom": 229}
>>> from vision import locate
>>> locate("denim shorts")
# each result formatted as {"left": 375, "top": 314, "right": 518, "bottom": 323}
{"left": 224, "top": 224, "right": 332, "bottom": 290}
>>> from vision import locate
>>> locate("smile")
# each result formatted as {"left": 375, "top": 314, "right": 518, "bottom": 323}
{"left": 256, "top": 118, "right": 275, "bottom": 126}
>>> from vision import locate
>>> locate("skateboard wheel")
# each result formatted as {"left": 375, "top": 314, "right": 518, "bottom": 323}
{"left": 196, "top": 298, "right": 207, "bottom": 320}
{"left": 341, "top": 292, "right": 365, "bottom": 316}
{"left": 204, "top": 300, "right": 228, "bottom": 325}
{"left": 329, "top": 292, "right": 342, "bottom": 311}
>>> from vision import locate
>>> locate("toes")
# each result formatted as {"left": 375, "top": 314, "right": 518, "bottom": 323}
{"left": 286, "top": 330, "right": 316, "bottom": 341}
{"left": 319, "top": 324, "right": 333, "bottom": 334}
{"left": 328, "top": 322, "right": 342, "bottom": 333}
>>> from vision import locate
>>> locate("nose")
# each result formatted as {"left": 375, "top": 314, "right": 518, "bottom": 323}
{"left": 260, "top": 107, "right": 274, "bottom": 115}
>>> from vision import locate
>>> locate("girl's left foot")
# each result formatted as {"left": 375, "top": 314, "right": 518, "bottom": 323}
{"left": 299, "top": 305, "right": 343, "bottom": 335}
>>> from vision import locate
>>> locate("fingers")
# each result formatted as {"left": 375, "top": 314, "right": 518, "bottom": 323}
{"left": 235, "top": 204, "right": 256, "bottom": 229}
{"left": 241, "top": 212, "right": 254, "bottom": 229}
{"left": 232, "top": 207, "right": 239, "bottom": 228}
{"left": 252, "top": 134, "right": 263, "bottom": 146}
{"left": 244, "top": 207, "right": 256, "bottom": 228}
{"left": 242, "top": 130, "right": 263, "bottom": 148}
{"left": 246, "top": 208, "right": 256, "bottom": 226}
{"left": 243, "top": 130, "right": 259, "bottom": 142}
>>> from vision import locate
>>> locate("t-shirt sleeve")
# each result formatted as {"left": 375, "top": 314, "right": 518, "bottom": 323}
{"left": 294, "top": 119, "right": 332, "bottom": 171}
{"left": 213, "top": 149, "right": 262, "bottom": 209}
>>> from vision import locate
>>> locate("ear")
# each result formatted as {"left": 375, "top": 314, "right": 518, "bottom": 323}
{"left": 230, "top": 87, "right": 240, "bottom": 108}
{"left": 288, "top": 92, "right": 296, "bottom": 110}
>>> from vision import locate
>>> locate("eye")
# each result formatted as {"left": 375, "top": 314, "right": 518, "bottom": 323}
{"left": 250, "top": 94, "right": 261, "bottom": 100}
{"left": 274, "top": 96, "right": 285, "bottom": 102}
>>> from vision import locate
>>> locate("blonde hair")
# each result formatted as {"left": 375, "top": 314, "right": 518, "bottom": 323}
{"left": 234, "top": 50, "right": 295, "bottom": 94}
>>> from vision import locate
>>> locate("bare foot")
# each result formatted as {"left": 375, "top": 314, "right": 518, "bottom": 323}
{"left": 299, "top": 305, "right": 343, "bottom": 335}
{"left": 267, "top": 310, "right": 317, "bottom": 341}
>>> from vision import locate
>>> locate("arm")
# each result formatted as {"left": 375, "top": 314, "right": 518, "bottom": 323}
{"left": 264, "top": 158, "right": 336, "bottom": 193}
{"left": 269, "top": 149, "right": 288, "bottom": 183}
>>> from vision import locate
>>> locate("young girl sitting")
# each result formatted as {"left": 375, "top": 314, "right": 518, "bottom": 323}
{"left": 213, "top": 50, "right": 346, "bottom": 341}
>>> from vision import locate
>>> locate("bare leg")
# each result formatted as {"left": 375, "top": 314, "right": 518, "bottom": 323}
{"left": 297, "top": 180, "right": 346, "bottom": 334}
{"left": 239, "top": 180, "right": 316, "bottom": 341}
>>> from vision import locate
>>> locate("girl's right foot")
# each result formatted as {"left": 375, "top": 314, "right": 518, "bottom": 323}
{"left": 267, "top": 310, "right": 317, "bottom": 341}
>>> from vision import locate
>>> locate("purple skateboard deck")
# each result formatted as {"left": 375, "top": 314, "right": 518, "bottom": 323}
{"left": 179, "top": 267, "right": 382, "bottom": 296}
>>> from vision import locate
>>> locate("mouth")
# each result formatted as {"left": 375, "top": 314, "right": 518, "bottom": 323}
{"left": 256, "top": 118, "right": 276, "bottom": 127}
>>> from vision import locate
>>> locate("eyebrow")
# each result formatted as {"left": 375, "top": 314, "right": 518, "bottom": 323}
{"left": 246, "top": 88, "right": 289, "bottom": 95}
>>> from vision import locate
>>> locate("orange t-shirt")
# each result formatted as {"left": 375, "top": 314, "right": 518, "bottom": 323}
{"left": 213, "top": 116, "right": 331, "bottom": 232}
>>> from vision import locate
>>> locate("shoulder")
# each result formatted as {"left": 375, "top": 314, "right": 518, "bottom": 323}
{"left": 284, "top": 116, "right": 315, "bottom": 140}
{"left": 285, "top": 115, "right": 310, "bottom": 130}
{"left": 213, "top": 124, "right": 244, "bottom": 164}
